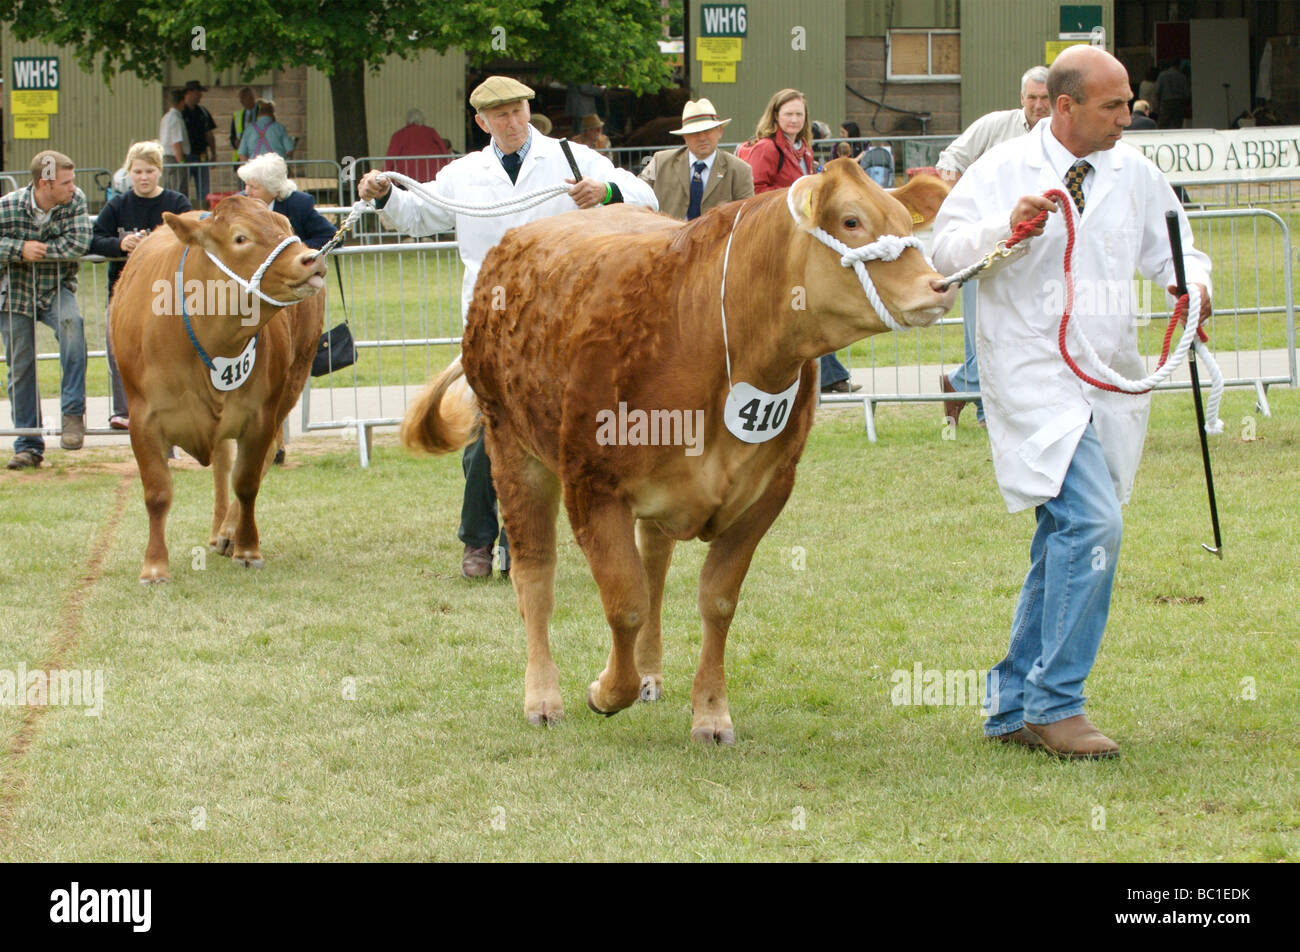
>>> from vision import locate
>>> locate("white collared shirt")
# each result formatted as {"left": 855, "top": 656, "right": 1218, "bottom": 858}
{"left": 1040, "top": 124, "right": 1098, "bottom": 204}
{"left": 687, "top": 148, "right": 719, "bottom": 188}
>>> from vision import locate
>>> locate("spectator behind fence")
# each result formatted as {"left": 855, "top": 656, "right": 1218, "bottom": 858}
{"left": 238, "top": 153, "right": 333, "bottom": 250}
{"left": 743, "top": 89, "right": 857, "bottom": 394}
{"left": 1137, "top": 66, "right": 1159, "bottom": 115}
{"left": 356, "top": 75, "right": 657, "bottom": 579}
{"left": 384, "top": 108, "right": 452, "bottom": 182}
{"left": 839, "top": 120, "right": 864, "bottom": 159}
{"left": 159, "top": 89, "right": 191, "bottom": 196}
{"left": 91, "top": 140, "right": 189, "bottom": 431}
{"left": 1156, "top": 60, "right": 1191, "bottom": 128}
{"left": 0, "top": 150, "right": 92, "bottom": 469}
{"left": 182, "top": 80, "right": 217, "bottom": 209}
{"left": 575, "top": 114, "right": 609, "bottom": 152}
{"left": 229, "top": 86, "right": 258, "bottom": 151}
{"left": 91, "top": 141, "right": 192, "bottom": 431}
{"left": 936, "top": 64, "right": 1051, "bottom": 428}
{"left": 529, "top": 113, "right": 553, "bottom": 136}
{"left": 638, "top": 98, "right": 753, "bottom": 221}
{"left": 1128, "top": 99, "right": 1157, "bottom": 130}
{"left": 238, "top": 99, "right": 295, "bottom": 160}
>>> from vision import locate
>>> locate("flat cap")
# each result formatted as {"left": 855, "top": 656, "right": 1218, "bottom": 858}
{"left": 469, "top": 76, "right": 535, "bottom": 111}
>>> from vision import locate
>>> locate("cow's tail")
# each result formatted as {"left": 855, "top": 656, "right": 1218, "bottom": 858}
{"left": 400, "top": 355, "right": 481, "bottom": 455}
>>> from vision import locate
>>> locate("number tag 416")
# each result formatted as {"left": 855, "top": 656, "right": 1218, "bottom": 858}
{"left": 209, "top": 336, "right": 258, "bottom": 392}
{"left": 723, "top": 377, "right": 801, "bottom": 444}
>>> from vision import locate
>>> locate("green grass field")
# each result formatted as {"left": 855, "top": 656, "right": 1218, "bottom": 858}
{"left": 1, "top": 388, "right": 1296, "bottom": 861}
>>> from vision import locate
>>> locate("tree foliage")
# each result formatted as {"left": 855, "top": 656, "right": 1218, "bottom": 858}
{"left": 0, "top": 0, "right": 673, "bottom": 91}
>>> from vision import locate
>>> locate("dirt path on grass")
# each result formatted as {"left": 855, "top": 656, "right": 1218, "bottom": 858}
{"left": 0, "top": 472, "right": 133, "bottom": 839}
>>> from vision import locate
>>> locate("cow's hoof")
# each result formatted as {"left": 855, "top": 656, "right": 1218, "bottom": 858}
{"left": 639, "top": 675, "right": 664, "bottom": 702}
{"left": 586, "top": 682, "right": 620, "bottom": 717}
{"left": 210, "top": 537, "right": 233, "bottom": 557}
{"left": 138, "top": 575, "right": 171, "bottom": 587}
{"left": 233, "top": 556, "right": 264, "bottom": 569}
{"left": 526, "top": 701, "right": 564, "bottom": 727}
{"left": 690, "top": 719, "right": 736, "bottom": 746}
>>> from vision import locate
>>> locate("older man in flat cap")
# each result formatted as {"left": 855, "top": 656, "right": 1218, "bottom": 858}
{"left": 359, "top": 75, "right": 657, "bottom": 580}
{"left": 639, "top": 98, "right": 753, "bottom": 221}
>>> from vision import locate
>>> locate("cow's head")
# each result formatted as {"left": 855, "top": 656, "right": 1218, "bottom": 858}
{"left": 789, "top": 158, "right": 955, "bottom": 337}
{"left": 163, "top": 195, "right": 327, "bottom": 305}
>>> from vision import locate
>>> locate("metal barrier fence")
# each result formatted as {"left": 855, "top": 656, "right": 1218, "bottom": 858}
{"left": 3, "top": 208, "right": 1294, "bottom": 463}
{"left": 152, "top": 159, "right": 345, "bottom": 208}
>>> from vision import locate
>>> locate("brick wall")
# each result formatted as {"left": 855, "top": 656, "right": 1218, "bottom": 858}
{"left": 844, "top": 37, "right": 960, "bottom": 137}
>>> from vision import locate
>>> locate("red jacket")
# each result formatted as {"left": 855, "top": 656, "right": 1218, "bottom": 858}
{"left": 384, "top": 124, "right": 451, "bottom": 181}
{"left": 747, "top": 134, "right": 814, "bottom": 192}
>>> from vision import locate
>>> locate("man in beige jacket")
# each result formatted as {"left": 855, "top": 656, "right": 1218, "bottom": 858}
{"left": 640, "top": 98, "right": 754, "bottom": 220}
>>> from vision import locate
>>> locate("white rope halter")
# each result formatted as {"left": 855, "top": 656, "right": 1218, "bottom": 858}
{"left": 785, "top": 185, "right": 927, "bottom": 333}
{"left": 203, "top": 234, "right": 305, "bottom": 309}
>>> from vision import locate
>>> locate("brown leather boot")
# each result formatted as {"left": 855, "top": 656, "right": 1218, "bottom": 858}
{"left": 941, "top": 374, "right": 963, "bottom": 425}
{"left": 461, "top": 544, "right": 494, "bottom": 579}
{"left": 989, "top": 727, "right": 1044, "bottom": 749}
{"left": 1024, "top": 715, "right": 1120, "bottom": 759}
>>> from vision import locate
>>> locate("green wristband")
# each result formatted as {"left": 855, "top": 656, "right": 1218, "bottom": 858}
{"left": 602, "top": 182, "right": 613, "bottom": 205}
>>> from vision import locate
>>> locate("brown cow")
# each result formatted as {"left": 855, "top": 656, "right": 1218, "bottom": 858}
{"left": 402, "top": 158, "right": 954, "bottom": 743}
{"left": 111, "top": 195, "right": 327, "bottom": 583}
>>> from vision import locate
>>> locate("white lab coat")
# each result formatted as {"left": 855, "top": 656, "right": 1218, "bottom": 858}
{"left": 932, "top": 120, "right": 1212, "bottom": 513}
{"left": 378, "top": 131, "right": 658, "bottom": 320}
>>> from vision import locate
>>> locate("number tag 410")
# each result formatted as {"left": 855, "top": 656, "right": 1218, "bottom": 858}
{"left": 723, "top": 377, "right": 801, "bottom": 444}
{"left": 209, "top": 336, "right": 258, "bottom": 392}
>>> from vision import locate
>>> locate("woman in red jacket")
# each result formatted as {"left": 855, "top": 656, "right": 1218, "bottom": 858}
{"left": 746, "top": 89, "right": 815, "bottom": 193}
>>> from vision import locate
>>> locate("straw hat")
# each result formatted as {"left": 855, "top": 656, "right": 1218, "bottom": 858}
{"left": 581, "top": 114, "right": 604, "bottom": 132}
{"left": 670, "top": 99, "right": 731, "bottom": 135}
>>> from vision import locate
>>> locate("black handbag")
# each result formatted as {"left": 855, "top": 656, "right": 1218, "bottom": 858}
{"left": 312, "top": 322, "right": 356, "bottom": 376}
{"left": 311, "top": 267, "right": 357, "bottom": 376}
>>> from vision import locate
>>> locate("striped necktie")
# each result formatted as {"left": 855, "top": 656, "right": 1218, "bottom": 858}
{"left": 687, "top": 161, "right": 706, "bottom": 220}
{"left": 1064, "top": 159, "right": 1091, "bottom": 214}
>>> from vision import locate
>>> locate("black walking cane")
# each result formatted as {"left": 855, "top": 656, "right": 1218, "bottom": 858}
{"left": 558, "top": 139, "right": 584, "bottom": 183}
{"left": 1165, "top": 210, "right": 1223, "bottom": 558}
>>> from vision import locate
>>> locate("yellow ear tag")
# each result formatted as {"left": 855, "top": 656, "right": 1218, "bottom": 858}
{"left": 798, "top": 186, "right": 814, "bottom": 223}
{"left": 910, "top": 209, "right": 924, "bottom": 225}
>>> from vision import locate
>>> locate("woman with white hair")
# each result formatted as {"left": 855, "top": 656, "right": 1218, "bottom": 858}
{"left": 237, "top": 153, "right": 334, "bottom": 249}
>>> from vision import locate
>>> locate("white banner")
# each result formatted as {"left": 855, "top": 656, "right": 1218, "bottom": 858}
{"left": 1123, "top": 126, "right": 1300, "bottom": 183}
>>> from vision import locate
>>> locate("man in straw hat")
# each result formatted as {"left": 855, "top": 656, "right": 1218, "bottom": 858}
{"left": 358, "top": 75, "right": 657, "bottom": 580}
{"left": 639, "top": 98, "right": 754, "bottom": 220}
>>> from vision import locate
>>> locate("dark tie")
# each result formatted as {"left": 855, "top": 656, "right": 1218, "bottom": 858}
{"left": 502, "top": 151, "right": 522, "bottom": 184}
{"left": 687, "top": 160, "right": 706, "bottom": 220}
{"left": 1064, "top": 159, "right": 1091, "bottom": 214}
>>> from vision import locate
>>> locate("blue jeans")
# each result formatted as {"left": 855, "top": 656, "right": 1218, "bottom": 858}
{"left": 819, "top": 352, "right": 850, "bottom": 387}
{"left": 2, "top": 286, "right": 87, "bottom": 456}
{"left": 945, "top": 282, "right": 983, "bottom": 422}
{"left": 983, "top": 424, "right": 1122, "bottom": 736}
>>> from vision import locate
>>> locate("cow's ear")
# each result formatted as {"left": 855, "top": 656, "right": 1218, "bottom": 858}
{"left": 164, "top": 211, "right": 205, "bottom": 247}
{"left": 888, "top": 174, "right": 949, "bottom": 229}
{"left": 787, "top": 175, "right": 821, "bottom": 233}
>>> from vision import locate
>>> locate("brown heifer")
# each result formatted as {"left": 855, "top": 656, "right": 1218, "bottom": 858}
{"left": 403, "top": 158, "right": 954, "bottom": 743}
{"left": 111, "top": 195, "right": 327, "bottom": 583}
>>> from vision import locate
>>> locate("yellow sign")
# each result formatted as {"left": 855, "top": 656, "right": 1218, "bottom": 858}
{"left": 12, "top": 89, "right": 58, "bottom": 113}
{"left": 701, "top": 61, "right": 737, "bottom": 84}
{"left": 696, "top": 37, "right": 742, "bottom": 62}
{"left": 1045, "top": 40, "right": 1089, "bottom": 64}
{"left": 13, "top": 113, "right": 50, "bottom": 139}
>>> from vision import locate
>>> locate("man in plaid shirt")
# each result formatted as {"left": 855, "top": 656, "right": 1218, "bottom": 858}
{"left": 0, "top": 150, "right": 92, "bottom": 469}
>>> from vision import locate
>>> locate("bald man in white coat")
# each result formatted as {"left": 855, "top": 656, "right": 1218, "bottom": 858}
{"left": 933, "top": 46, "right": 1211, "bottom": 759}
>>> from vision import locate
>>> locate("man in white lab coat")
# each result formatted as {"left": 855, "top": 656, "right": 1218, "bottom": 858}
{"left": 358, "top": 76, "right": 657, "bottom": 579}
{"left": 933, "top": 45, "right": 1212, "bottom": 759}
